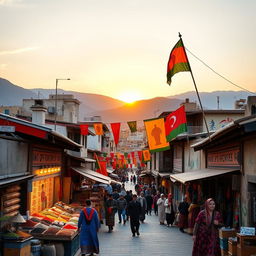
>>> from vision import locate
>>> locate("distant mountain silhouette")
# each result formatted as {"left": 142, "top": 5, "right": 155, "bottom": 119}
{"left": 0, "top": 77, "right": 253, "bottom": 123}
{"left": 89, "top": 97, "right": 183, "bottom": 123}
{"left": 0, "top": 78, "right": 37, "bottom": 105}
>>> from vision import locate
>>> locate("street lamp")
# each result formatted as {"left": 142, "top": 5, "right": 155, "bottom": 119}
{"left": 54, "top": 78, "right": 70, "bottom": 131}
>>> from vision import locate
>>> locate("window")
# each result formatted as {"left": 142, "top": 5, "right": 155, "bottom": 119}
{"left": 4, "top": 109, "right": 10, "bottom": 115}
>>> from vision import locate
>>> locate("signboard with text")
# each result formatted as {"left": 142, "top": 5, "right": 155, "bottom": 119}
{"left": 207, "top": 146, "right": 240, "bottom": 169}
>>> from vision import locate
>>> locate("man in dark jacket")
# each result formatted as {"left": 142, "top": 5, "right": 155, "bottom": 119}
{"left": 127, "top": 194, "right": 142, "bottom": 237}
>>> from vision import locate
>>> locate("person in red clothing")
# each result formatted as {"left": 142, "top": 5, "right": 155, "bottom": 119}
{"left": 192, "top": 198, "right": 223, "bottom": 256}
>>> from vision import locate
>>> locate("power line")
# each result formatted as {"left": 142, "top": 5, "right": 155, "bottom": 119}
{"left": 185, "top": 47, "right": 256, "bottom": 95}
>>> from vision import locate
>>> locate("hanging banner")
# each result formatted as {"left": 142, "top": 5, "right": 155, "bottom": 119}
{"left": 99, "top": 161, "right": 108, "bottom": 176}
{"left": 111, "top": 122, "right": 121, "bottom": 146}
{"left": 138, "top": 151, "right": 143, "bottom": 162}
{"left": 143, "top": 149, "right": 151, "bottom": 162}
{"left": 127, "top": 121, "right": 137, "bottom": 133}
{"left": 144, "top": 118, "right": 170, "bottom": 152}
{"left": 94, "top": 123, "right": 103, "bottom": 135}
{"left": 80, "top": 124, "right": 89, "bottom": 135}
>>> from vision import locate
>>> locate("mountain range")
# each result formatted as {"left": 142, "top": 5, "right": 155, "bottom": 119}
{"left": 0, "top": 77, "right": 253, "bottom": 123}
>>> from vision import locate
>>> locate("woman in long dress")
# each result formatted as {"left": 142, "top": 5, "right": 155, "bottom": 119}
{"left": 192, "top": 198, "right": 223, "bottom": 256}
{"left": 164, "top": 193, "right": 176, "bottom": 226}
{"left": 157, "top": 194, "right": 166, "bottom": 225}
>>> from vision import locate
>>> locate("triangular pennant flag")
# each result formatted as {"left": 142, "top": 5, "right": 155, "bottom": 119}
{"left": 165, "top": 105, "right": 187, "bottom": 142}
{"left": 110, "top": 123, "right": 121, "bottom": 146}
{"left": 144, "top": 117, "right": 170, "bottom": 152}
{"left": 94, "top": 123, "right": 103, "bottom": 135}
{"left": 80, "top": 124, "right": 89, "bottom": 135}
{"left": 127, "top": 121, "right": 137, "bottom": 133}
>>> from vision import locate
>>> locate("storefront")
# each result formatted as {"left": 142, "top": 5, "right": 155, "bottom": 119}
{"left": 30, "top": 148, "right": 62, "bottom": 215}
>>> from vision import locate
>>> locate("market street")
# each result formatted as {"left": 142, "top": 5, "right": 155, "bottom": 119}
{"left": 75, "top": 180, "right": 193, "bottom": 256}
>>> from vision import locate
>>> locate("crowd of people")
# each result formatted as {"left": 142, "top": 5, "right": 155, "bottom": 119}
{"left": 78, "top": 170, "right": 224, "bottom": 256}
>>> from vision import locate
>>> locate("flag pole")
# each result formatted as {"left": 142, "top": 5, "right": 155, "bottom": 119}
{"left": 178, "top": 32, "right": 211, "bottom": 140}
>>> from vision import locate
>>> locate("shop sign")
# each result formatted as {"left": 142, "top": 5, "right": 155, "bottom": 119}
{"left": 32, "top": 150, "right": 61, "bottom": 165}
{"left": 0, "top": 125, "right": 15, "bottom": 132}
{"left": 207, "top": 147, "right": 240, "bottom": 169}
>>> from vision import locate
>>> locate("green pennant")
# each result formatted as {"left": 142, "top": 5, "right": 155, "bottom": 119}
{"left": 127, "top": 121, "right": 137, "bottom": 133}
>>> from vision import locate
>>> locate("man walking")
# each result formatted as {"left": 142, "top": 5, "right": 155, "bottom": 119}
{"left": 78, "top": 199, "right": 100, "bottom": 256}
{"left": 117, "top": 194, "right": 127, "bottom": 224}
{"left": 127, "top": 194, "right": 142, "bottom": 237}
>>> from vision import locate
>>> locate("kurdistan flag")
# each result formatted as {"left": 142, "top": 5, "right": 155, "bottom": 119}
{"left": 144, "top": 118, "right": 170, "bottom": 152}
{"left": 167, "top": 39, "right": 191, "bottom": 85}
{"left": 165, "top": 105, "right": 187, "bottom": 142}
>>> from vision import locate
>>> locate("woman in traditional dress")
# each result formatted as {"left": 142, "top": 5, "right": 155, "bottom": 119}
{"left": 178, "top": 195, "right": 189, "bottom": 232}
{"left": 192, "top": 198, "right": 223, "bottom": 256}
{"left": 187, "top": 198, "right": 200, "bottom": 234}
{"left": 164, "top": 193, "right": 176, "bottom": 226}
{"left": 157, "top": 194, "right": 166, "bottom": 225}
{"left": 105, "top": 194, "right": 117, "bottom": 232}
{"left": 78, "top": 199, "right": 100, "bottom": 256}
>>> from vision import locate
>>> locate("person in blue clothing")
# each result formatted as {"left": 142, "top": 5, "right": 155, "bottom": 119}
{"left": 78, "top": 199, "right": 100, "bottom": 256}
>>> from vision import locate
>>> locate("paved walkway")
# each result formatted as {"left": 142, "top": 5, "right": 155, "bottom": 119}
{"left": 76, "top": 179, "right": 193, "bottom": 255}
{"left": 97, "top": 213, "right": 193, "bottom": 256}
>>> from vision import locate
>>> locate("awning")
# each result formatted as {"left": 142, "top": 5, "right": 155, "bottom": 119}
{"left": 0, "top": 174, "right": 35, "bottom": 188}
{"left": 159, "top": 172, "right": 171, "bottom": 178}
{"left": 107, "top": 168, "right": 115, "bottom": 173}
{"left": 170, "top": 168, "right": 239, "bottom": 184}
{"left": 71, "top": 167, "right": 110, "bottom": 185}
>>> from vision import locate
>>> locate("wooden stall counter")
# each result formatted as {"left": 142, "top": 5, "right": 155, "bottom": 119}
{"left": 237, "top": 233, "right": 256, "bottom": 256}
{"left": 3, "top": 237, "right": 32, "bottom": 256}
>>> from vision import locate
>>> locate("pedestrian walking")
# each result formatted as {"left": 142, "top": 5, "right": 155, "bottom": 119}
{"left": 127, "top": 194, "right": 142, "bottom": 237}
{"left": 192, "top": 198, "right": 223, "bottom": 256}
{"left": 157, "top": 194, "right": 166, "bottom": 225}
{"left": 178, "top": 195, "right": 189, "bottom": 233}
{"left": 78, "top": 199, "right": 100, "bottom": 256}
{"left": 187, "top": 197, "right": 200, "bottom": 234}
{"left": 145, "top": 189, "right": 153, "bottom": 216}
{"left": 117, "top": 194, "right": 127, "bottom": 224}
{"left": 137, "top": 192, "right": 147, "bottom": 223}
{"left": 105, "top": 194, "right": 117, "bottom": 232}
{"left": 164, "top": 193, "right": 176, "bottom": 226}
{"left": 153, "top": 191, "right": 160, "bottom": 216}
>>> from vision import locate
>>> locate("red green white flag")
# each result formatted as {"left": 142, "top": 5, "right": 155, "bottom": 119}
{"left": 165, "top": 105, "right": 187, "bottom": 142}
{"left": 167, "top": 39, "right": 191, "bottom": 85}
{"left": 94, "top": 153, "right": 102, "bottom": 173}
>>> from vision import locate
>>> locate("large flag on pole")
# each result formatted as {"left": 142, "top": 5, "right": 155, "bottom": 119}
{"left": 144, "top": 118, "right": 170, "bottom": 152}
{"left": 165, "top": 105, "right": 187, "bottom": 142}
{"left": 167, "top": 38, "right": 191, "bottom": 85}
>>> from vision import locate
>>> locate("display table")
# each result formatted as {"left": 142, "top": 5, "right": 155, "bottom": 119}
{"left": 32, "top": 232, "right": 80, "bottom": 256}
{"left": 3, "top": 237, "right": 32, "bottom": 256}
{"left": 237, "top": 233, "right": 256, "bottom": 256}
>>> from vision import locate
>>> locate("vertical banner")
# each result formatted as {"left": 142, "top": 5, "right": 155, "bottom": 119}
{"left": 143, "top": 149, "right": 151, "bottom": 162}
{"left": 94, "top": 123, "right": 103, "bottom": 135}
{"left": 111, "top": 123, "right": 121, "bottom": 146}
{"left": 127, "top": 121, "right": 137, "bottom": 133}
{"left": 144, "top": 118, "right": 170, "bottom": 152}
{"left": 80, "top": 124, "right": 89, "bottom": 135}
{"left": 99, "top": 161, "right": 108, "bottom": 176}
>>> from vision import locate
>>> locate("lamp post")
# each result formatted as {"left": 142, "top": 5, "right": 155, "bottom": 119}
{"left": 54, "top": 78, "right": 70, "bottom": 131}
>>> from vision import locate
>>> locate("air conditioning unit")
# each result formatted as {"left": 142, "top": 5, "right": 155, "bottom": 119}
{"left": 48, "top": 106, "right": 56, "bottom": 114}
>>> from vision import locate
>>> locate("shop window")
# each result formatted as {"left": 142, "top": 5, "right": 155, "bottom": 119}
{"left": 4, "top": 109, "right": 10, "bottom": 115}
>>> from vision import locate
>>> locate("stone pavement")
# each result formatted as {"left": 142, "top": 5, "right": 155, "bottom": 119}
{"left": 97, "top": 213, "right": 193, "bottom": 256}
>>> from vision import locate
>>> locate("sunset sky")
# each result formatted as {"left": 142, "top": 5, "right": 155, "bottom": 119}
{"left": 0, "top": 0, "right": 255, "bottom": 102}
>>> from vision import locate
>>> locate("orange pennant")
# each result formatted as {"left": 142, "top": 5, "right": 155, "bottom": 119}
{"left": 93, "top": 123, "right": 103, "bottom": 135}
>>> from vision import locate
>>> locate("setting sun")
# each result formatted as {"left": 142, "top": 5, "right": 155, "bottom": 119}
{"left": 118, "top": 91, "right": 141, "bottom": 104}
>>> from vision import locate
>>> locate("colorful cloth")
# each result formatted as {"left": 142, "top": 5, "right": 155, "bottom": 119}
{"left": 192, "top": 210, "right": 222, "bottom": 256}
{"left": 187, "top": 204, "right": 200, "bottom": 234}
{"left": 78, "top": 207, "right": 100, "bottom": 254}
